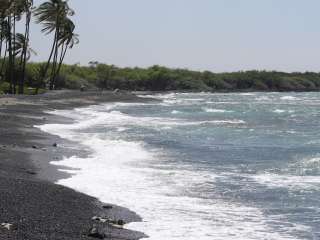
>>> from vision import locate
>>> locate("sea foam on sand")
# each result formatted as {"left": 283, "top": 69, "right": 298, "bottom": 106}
{"left": 37, "top": 102, "right": 305, "bottom": 240}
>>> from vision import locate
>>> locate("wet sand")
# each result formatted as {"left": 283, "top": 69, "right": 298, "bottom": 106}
{"left": 0, "top": 90, "right": 150, "bottom": 240}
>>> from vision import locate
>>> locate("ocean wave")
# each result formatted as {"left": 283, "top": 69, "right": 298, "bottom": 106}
{"left": 41, "top": 107, "right": 245, "bottom": 132}
{"left": 280, "top": 96, "right": 298, "bottom": 101}
{"left": 290, "top": 157, "right": 320, "bottom": 176}
{"left": 255, "top": 96, "right": 271, "bottom": 101}
{"left": 251, "top": 173, "right": 320, "bottom": 190}
{"left": 203, "top": 108, "right": 233, "bottom": 113}
{"left": 47, "top": 132, "right": 300, "bottom": 240}
{"left": 171, "top": 110, "right": 181, "bottom": 114}
{"left": 272, "top": 109, "right": 295, "bottom": 114}
{"left": 239, "top": 93, "right": 256, "bottom": 96}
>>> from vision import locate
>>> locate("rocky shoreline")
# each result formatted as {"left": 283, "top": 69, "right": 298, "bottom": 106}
{"left": 0, "top": 90, "right": 150, "bottom": 240}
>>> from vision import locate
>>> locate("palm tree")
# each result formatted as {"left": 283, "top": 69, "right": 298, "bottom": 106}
{"left": 54, "top": 17, "right": 78, "bottom": 83}
{"left": 14, "top": 33, "right": 36, "bottom": 92}
{"left": 0, "top": 18, "right": 9, "bottom": 81}
{"left": 14, "top": 33, "right": 36, "bottom": 58}
{"left": 10, "top": 0, "right": 24, "bottom": 93}
{"left": 18, "top": 0, "right": 33, "bottom": 94}
{"left": 34, "top": 0, "right": 74, "bottom": 90}
{"left": 0, "top": 0, "right": 13, "bottom": 92}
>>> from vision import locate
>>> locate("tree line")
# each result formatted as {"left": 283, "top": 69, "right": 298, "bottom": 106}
{"left": 2, "top": 62, "right": 319, "bottom": 94}
{"left": 0, "top": 0, "right": 78, "bottom": 94}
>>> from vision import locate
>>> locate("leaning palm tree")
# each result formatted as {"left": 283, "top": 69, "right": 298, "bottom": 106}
{"left": 18, "top": 0, "right": 33, "bottom": 94}
{"left": 54, "top": 17, "right": 78, "bottom": 83}
{"left": 0, "top": 18, "right": 9, "bottom": 80}
{"left": 14, "top": 33, "right": 36, "bottom": 92}
{"left": 34, "top": 0, "right": 74, "bottom": 90}
{"left": 10, "top": 0, "right": 24, "bottom": 93}
{"left": 0, "top": 0, "right": 14, "bottom": 92}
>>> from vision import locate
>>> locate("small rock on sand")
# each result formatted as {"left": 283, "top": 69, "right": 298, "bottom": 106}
{"left": 88, "top": 227, "right": 105, "bottom": 239}
{"left": 1, "top": 223, "right": 17, "bottom": 231}
{"left": 26, "top": 170, "right": 37, "bottom": 175}
{"left": 102, "top": 205, "right": 113, "bottom": 209}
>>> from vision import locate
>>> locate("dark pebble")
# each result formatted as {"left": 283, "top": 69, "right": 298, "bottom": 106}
{"left": 102, "top": 205, "right": 113, "bottom": 209}
{"left": 26, "top": 171, "right": 37, "bottom": 175}
{"left": 88, "top": 227, "right": 105, "bottom": 239}
{"left": 117, "top": 219, "right": 125, "bottom": 226}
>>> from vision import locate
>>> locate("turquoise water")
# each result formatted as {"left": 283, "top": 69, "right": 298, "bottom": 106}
{"left": 40, "top": 92, "right": 320, "bottom": 240}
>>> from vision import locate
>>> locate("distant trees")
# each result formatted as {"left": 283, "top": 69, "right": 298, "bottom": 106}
{"left": 44, "top": 63, "right": 320, "bottom": 92}
{"left": 0, "top": 0, "right": 78, "bottom": 94}
{"left": 1, "top": 59, "right": 320, "bottom": 93}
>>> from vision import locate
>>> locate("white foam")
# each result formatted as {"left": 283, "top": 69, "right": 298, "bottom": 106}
{"left": 203, "top": 108, "right": 233, "bottom": 113}
{"left": 273, "top": 109, "right": 295, "bottom": 114}
{"left": 273, "top": 109, "right": 286, "bottom": 113}
{"left": 256, "top": 96, "right": 271, "bottom": 101}
{"left": 252, "top": 173, "right": 320, "bottom": 190}
{"left": 171, "top": 110, "right": 181, "bottom": 114}
{"left": 239, "top": 93, "right": 256, "bottom": 96}
{"left": 281, "top": 96, "right": 298, "bottom": 101}
{"left": 36, "top": 98, "right": 310, "bottom": 240}
{"left": 42, "top": 106, "right": 244, "bottom": 130}
{"left": 45, "top": 130, "right": 299, "bottom": 240}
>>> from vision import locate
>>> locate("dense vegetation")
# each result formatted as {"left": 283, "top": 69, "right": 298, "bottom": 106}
{"left": 1, "top": 61, "right": 320, "bottom": 93}
{"left": 0, "top": 0, "right": 78, "bottom": 94}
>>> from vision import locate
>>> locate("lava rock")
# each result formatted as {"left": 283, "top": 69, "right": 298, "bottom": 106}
{"left": 1, "top": 223, "right": 17, "bottom": 231}
{"left": 26, "top": 170, "right": 37, "bottom": 175}
{"left": 102, "top": 205, "right": 113, "bottom": 209}
{"left": 88, "top": 227, "right": 105, "bottom": 239}
{"left": 117, "top": 219, "right": 125, "bottom": 226}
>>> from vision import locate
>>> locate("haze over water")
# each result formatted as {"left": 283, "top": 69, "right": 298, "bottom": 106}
{"left": 39, "top": 92, "right": 320, "bottom": 240}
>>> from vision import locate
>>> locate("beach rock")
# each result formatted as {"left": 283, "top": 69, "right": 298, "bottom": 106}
{"left": 32, "top": 145, "right": 38, "bottom": 149}
{"left": 102, "top": 205, "right": 113, "bottom": 209}
{"left": 52, "top": 143, "right": 58, "bottom": 147}
{"left": 92, "top": 216, "right": 110, "bottom": 223}
{"left": 113, "top": 89, "right": 120, "bottom": 94}
{"left": 117, "top": 219, "right": 125, "bottom": 226}
{"left": 1, "top": 223, "right": 17, "bottom": 231}
{"left": 91, "top": 216, "right": 101, "bottom": 221}
{"left": 88, "top": 227, "right": 105, "bottom": 239}
{"left": 26, "top": 170, "right": 37, "bottom": 175}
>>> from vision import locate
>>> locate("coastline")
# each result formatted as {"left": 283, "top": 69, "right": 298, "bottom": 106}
{"left": 0, "top": 90, "right": 151, "bottom": 240}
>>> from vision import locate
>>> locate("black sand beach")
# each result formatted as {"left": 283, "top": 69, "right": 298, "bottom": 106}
{"left": 0, "top": 91, "right": 149, "bottom": 240}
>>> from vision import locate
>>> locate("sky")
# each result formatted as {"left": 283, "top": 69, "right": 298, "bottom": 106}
{"left": 29, "top": 0, "right": 320, "bottom": 72}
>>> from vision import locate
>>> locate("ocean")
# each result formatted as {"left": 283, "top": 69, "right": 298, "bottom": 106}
{"left": 39, "top": 92, "right": 320, "bottom": 240}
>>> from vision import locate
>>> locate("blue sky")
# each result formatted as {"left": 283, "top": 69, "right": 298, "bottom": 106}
{"left": 30, "top": 0, "right": 320, "bottom": 72}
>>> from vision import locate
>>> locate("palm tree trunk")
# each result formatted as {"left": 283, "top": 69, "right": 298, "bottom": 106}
{"left": 50, "top": 27, "right": 59, "bottom": 90}
{"left": 18, "top": 11, "right": 31, "bottom": 94}
{"left": 0, "top": 31, "right": 3, "bottom": 81}
{"left": 0, "top": 41, "right": 7, "bottom": 78}
{"left": 44, "top": 30, "right": 57, "bottom": 90}
{"left": 12, "top": 14, "right": 16, "bottom": 94}
{"left": 0, "top": 30, "right": 3, "bottom": 60}
{"left": 7, "top": 16, "right": 13, "bottom": 94}
{"left": 56, "top": 43, "right": 68, "bottom": 78}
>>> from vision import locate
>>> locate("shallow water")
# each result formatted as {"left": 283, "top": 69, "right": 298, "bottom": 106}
{"left": 39, "top": 92, "right": 320, "bottom": 240}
